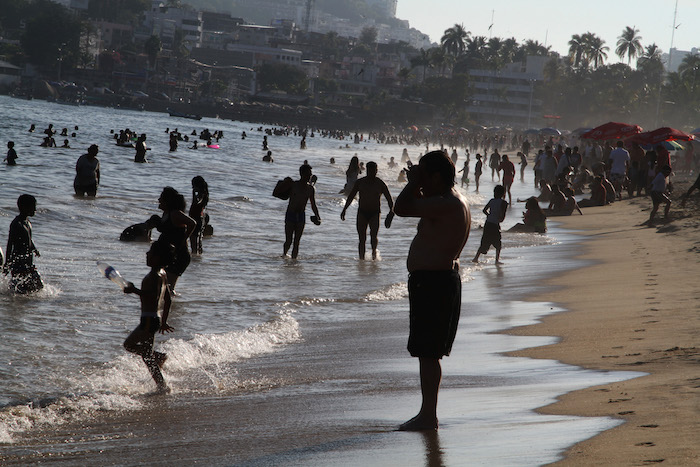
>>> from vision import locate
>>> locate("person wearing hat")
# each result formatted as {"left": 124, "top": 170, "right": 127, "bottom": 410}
{"left": 74, "top": 144, "right": 100, "bottom": 196}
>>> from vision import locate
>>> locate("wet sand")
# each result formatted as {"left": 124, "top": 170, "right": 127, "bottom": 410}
{"left": 509, "top": 175, "right": 700, "bottom": 465}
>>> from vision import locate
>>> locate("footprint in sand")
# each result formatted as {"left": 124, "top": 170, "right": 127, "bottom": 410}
{"left": 643, "top": 459, "right": 665, "bottom": 464}
{"left": 618, "top": 411, "right": 635, "bottom": 415}
{"left": 636, "top": 442, "right": 656, "bottom": 447}
{"left": 640, "top": 424, "right": 659, "bottom": 428}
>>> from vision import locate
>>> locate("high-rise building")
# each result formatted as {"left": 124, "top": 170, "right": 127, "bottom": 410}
{"left": 365, "top": 0, "right": 397, "bottom": 17}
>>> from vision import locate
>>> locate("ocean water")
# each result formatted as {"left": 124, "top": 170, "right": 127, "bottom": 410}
{"left": 0, "top": 96, "right": 641, "bottom": 464}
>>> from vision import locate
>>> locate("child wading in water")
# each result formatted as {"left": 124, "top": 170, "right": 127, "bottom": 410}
{"left": 472, "top": 185, "right": 508, "bottom": 264}
{"left": 123, "top": 240, "right": 175, "bottom": 393}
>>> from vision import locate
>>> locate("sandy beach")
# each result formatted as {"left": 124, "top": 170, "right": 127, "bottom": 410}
{"left": 509, "top": 174, "right": 700, "bottom": 465}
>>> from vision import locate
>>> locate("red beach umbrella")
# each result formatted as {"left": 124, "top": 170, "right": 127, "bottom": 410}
{"left": 580, "top": 122, "right": 643, "bottom": 140}
{"left": 625, "top": 127, "right": 695, "bottom": 146}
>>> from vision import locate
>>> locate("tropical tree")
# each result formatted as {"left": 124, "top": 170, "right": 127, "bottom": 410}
{"left": 440, "top": 23, "right": 469, "bottom": 57}
{"left": 397, "top": 67, "right": 413, "bottom": 86}
{"left": 637, "top": 43, "right": 664, "bottom": 86}
{"left": 359, "top": 26, "right": 378, "bottom": 48}
{"left": 639, "top": 43, "right": 662, "bottom": 63}
{"left": 144, "top": 35, "right": 162, "bottom": 69}
{"left": 410, "top": 48, "right": 433, "bottom": 82}
{"left": 20, "top": 0, "right": 84, "bottom": 71}
{"left": 483, "top": 37, "right": 505, "bottom": 69}
{"left": 430, "top": 47, "right": 454, "bottom": 77}
{"left": 568, "top": 34, "right": 585, "bottom": 68}
{"left": 615, "top": 26, "right": 643, "bottom": 65}
{"left": 678, "top": 54, "right": 700, "bottom": 94}
{"left": 256, "top": 62, "right": 308, "bottom": 94}
{"left": 500, "top": 37, "right": 519, "bottom": 63}
{"left": 583, "top": 32, "right": 608, "bottom": 69}
{"left": 465, "top": 35, "right": 487, "bottom": 59}
{"left": 521, "top": 39, "right": 551, "bottom": 57}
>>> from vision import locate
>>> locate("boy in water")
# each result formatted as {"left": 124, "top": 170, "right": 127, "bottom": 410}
{"left": 472, "top": 185, "right": 508, "bottom": 264}
{"left": 3, "top": 194, "right": 43, "bottom": 293}
{"left": 123, "top": 240, "right": 175, "bottom": 393}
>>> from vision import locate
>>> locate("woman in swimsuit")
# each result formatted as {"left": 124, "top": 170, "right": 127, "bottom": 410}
{"left": 156, "top": 187, "right": 196, "bottom": 293}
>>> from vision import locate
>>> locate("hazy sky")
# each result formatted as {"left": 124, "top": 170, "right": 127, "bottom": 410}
{"left": 395, "top": 0, "right": 699, "bottom": 63}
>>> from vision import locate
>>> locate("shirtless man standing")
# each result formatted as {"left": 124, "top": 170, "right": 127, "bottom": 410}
{"left": 393, "top": 150, "right": 471, "bottom": 431}
{"left": 283, "top": 163, "right": 321, "bottom": 259}
{"left": 340, "top": 161, "right": 394, "bottom": 260}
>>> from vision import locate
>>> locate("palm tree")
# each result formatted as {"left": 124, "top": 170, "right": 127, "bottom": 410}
{"left": 500, "top": 37, "right": 519, "bottom": 63}
{"left": 521, "top": 39, "right": 551, "bottom": 57}
{"left": 485, "top": 37, "right": 504, "bottom": 69}
{"left": 397, "top": 67, "right": 413, "bottom": 86}
{"left": 640, "top": 43, "right": 662, "bottom": 62}
{"left": 678, "top": 54, "right": 700, "bottom": 93}
{"left": 410, "top": 48, "right": 433, "bottom": 82}
{"left": 144, "top": 34, "right": 162, "bottom": 69}
{"left": 615, "top": 26, "right": 643, "bottom": 65}
{"left": 583, "top": 32, "right": 608, "bottom": 69}
{"left": 429, "top": 47, "right": 453, "bottom": 77}
{"left": 465, "top": 35, "right": 486, "bottom": 59}
{"left": 636, "top": 43, "right": 664, "bottom": 85}
{"left": 441, "top": 23, "right": 469, "bottom": 57}
{"left": 568, "top": 34, "right": 585, "bottom": 68}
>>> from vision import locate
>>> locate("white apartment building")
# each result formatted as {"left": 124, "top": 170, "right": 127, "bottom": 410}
{"left": 135, "top": 1, "right": 203, "bottom": 50}
{"left": 466, "top": 56, "right": 547, "bottom": 128}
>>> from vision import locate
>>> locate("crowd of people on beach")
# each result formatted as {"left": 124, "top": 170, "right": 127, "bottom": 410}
{"left": 4, "top": 118, "right": 698, "bottom": 420}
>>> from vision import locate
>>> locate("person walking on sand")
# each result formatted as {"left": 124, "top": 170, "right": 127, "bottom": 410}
{"left": 3, "top": 194, "right": 43, "bottom": 294}
{"left": 74, "top": 144, "right": 100, "bottom": 197}
{"left": 644, "top": 165, "right": 672, "bottom": 225}
{"left": 393, "top": 150, "right": 470, "bottom": 431}
{"left": 341, "top": 161, "right": 394, "bottom": 260}
{"left": 472, "top": 185, "right": 507, "bottom": 264}
{"left": 123, "top": 239, "right": 175, "bottom": 393}
{"left": 280, "top": 163, "right": 321, "bottom": 259}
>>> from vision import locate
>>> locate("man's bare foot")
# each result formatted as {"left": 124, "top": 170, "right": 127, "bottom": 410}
{"left": 471, "top": 258, "right": 479, "bottom": 263}
{"left": 398, "top": 415, "right": 438, "bottom": 431}
{"left": 495, "top": 260, "right": 504, "bottom": 265}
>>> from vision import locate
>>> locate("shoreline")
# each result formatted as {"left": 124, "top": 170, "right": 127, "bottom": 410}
{"left": 507, "top": 182, "right": 700, "bottom": 465}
